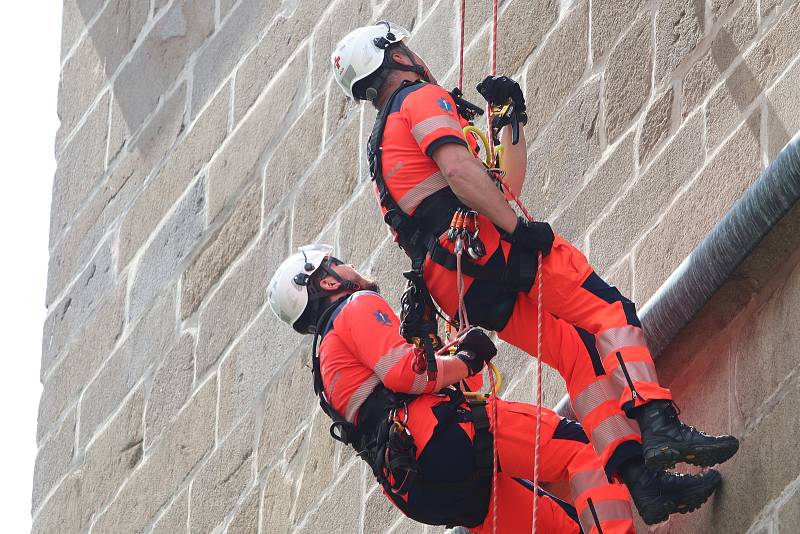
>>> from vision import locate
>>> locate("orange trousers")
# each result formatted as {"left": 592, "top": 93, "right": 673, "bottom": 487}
{"left": 475, "top": 399, "right": 635, "bottom": 534}
{"left": 495, "top": 234, "right": 673, "bottom": 466}
{"left": 473, "top": 475, "right": 582, "bottom": 534}
{"left": 423, "top": 231, "right": 672, "bottom": 469}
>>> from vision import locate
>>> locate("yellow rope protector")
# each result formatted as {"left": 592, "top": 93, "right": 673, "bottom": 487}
{"left": 462, "top": 124, "right": 506, "bottom": 170}
{"left": 463, "top": 124, "right": 492, "bottom": 167}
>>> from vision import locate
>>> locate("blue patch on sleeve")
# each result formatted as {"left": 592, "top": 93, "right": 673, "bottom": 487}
{"left": 436, "top": 97, "right": 453, "bottom": 113}
{"left": 373, "top": 310, "right": 393, "bottom": 326}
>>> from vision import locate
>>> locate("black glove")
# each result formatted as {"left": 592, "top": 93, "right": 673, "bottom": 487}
{"left": 476, "top": 75, "right": 526, "bottom": 112}
{"left": 505, "top": 217, "right": 555, "bottom": 256}
{"left": 456, "top": 329, "right": 497, "bottom": 376}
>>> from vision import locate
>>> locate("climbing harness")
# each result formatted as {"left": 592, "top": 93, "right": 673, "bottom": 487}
{"left": 368, "top": 84, "right": 538, "bottom": 327}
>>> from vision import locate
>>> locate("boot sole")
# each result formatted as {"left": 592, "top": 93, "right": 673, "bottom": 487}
{"left": 637, "top": 473, "right": 722, "bottom": 525}
{"left": 644, "top": 439, "right": 740, "bottom": 471}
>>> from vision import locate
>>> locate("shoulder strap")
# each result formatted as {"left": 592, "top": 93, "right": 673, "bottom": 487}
{"left": 369, "top": 82, "right": 427, "bottom": 255}
{"left": 310, "top": 297, "right": 353, "bottom": 439}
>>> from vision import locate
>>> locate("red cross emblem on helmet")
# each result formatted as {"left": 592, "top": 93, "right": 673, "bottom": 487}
{"left": 334, "top": 55, "right": 342, "bottom": 71}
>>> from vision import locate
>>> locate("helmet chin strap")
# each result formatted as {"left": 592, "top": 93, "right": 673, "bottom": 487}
{"left": 339, "top": 280, "right": 360, "bottom": 291}
{"left": 316, "top": 260, "right": 360, "bottom": 295}
{"left": 364, "top": 42, "right": 429, "bottom": 102}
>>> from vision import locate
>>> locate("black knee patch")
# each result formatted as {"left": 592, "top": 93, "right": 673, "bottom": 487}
{"left": 576, "top": 327, "right": 606, "bottom": 376}
{"left": 605, "top": 440, "right": 644, "bottom": 481}
{"left": 553, "top": 418, "right": 590, "bottom": 444}
{"left": 581, "top": 272, "right": 641, "bottom": 327}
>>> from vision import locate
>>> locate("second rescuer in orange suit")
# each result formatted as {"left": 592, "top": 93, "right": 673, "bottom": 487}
{"left": 268, "top": 248, "right": 635, "bottom": 533}
{"left": 330, "top": 21, "right": 739, "bottom": 526}
{"left": 319, "top": 291, "right": 634, "bottom": 533}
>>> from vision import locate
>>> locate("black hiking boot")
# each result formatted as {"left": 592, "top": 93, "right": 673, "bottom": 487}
{"left": 635, "top": 400, "right": 740, "bottom": 471}
{"left": 620, "top": 461, "right": 722, "bottom": 525}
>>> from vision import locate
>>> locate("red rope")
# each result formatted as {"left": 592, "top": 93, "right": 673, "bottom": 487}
{"left": 483, "top": 2, "right": 542, "bottom": 528}
{"left": 489, "top": 365, "right": 499, "bottom": 534}
{"left": 488, "top": 3, "right": 501, "bottom": 534}
{"left": 487, "top": 0, "right": 499, "bottom": 166}
{"left": 455, "top": 240, "right": 470, "bottom": 329}
{"left": 458, "top": 0, "right": 466, "bottom": 91}
{"left": 454, "top": 2, "right": 542, "bottom": 531}
{"left": 532, "top": 251, "right": 543, "bottom": 534}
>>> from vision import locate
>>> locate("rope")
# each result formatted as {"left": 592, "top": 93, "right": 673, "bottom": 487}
{"left": 455, "top": 240, "right": 470, "bottom": 329}
{"left": 489, "top": 361, "right": 499, "bottom": 534}
{"left": 486, "top": 0, "right": 499, "bottom": 166}
{"left": 488, "top": 169, "right": 543, "bottom": 534}
{"left": 458, "top": 0, "right": 466, "bottom": 91}
{"left": 532, "top": 251, "right": 543, "bottom": 534}
{"left": 455, "top": 1, "right": 543, "bottom": 531}
{"left": 488, "top": 2, "right": 500, "bottom": 533}
{"left": 485, "top": 0, "right": 542, "bottom": 529}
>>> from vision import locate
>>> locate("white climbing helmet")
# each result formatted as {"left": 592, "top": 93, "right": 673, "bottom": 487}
{"left": 268, "top": 244, "right": 334, "bottom": 332}
{"left": 331, "top": 21, "right": 412, "bottom": 100}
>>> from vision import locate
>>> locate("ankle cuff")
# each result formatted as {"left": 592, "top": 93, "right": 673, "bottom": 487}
{"left": 606, "top": 440, "right": 643, "bottom": 480}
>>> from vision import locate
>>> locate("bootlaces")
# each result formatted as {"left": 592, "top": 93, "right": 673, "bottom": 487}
{"left": 656, "top": 470, "right": 706, "bottom": 490}
{"left": 661, "top": 400, "right": 682, "bottom": 418}
{"left": 663, "top": 402, "right": 702, "bottom": 433}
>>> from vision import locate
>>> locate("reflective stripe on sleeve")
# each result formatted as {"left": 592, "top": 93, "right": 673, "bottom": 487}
{"left": 409, "top": 371, "right": 429, "bottom": 394}
{"left": 345, "top": 375, "right": 381, "bottom": 423}
{"left": 373, "top": 344, "right": 410, "bottom": 380}
{"left": 595, "top": 326, "right": 648, "bottom": 358}
{"left": 396, "top": 171, "right": 449, "bottom": 213}
{"left": 328, "top": 371, "right": 342, "bottom": 398}
{"left": 411, "top": 115, "right": 463, "bottom": 144}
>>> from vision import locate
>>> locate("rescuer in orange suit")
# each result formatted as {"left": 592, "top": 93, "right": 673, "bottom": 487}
{"left": 330, "top": 21, "right": 739, "bottom": 523}
{"left": 267, "top": 245, "right": 722, "bottom": 533}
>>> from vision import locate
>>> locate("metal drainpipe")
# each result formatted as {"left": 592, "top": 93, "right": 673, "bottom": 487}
{"left": 555, "top": 136, "right": 800, "bottom": 418}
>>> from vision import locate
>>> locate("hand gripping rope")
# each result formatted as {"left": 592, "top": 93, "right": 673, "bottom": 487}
{"left": 453, "top": 1, "right": 545, "bottom": 532}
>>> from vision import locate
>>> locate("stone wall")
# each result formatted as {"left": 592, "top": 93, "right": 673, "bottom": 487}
{"left": 35, "top": 0, "right": 800, "bottom": 533}
{"left": 636, "top": 205, "right": 800, "bottom": 533}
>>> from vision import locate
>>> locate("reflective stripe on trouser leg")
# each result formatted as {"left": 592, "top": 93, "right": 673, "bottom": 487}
{"left": 571, "top": 373, "right": 642, "bottom": 464}
{"left": 590, "top": 414, "right": 641, "bottom": 463}
{"left": 579, "top": 499, "right": 634, "bottom": 534}
{"left": 603, "top": 349, "right": 673, "bottom": 406}
{"left": 595, "top": 326, "right": 649, "bottom": 359}
{"left": 570, "top": 468, "right": 611, "bottom": 499}
{"left": 573, "top": 359, "right": 663, "bottom": 416}
{"left": 566, "top": 442, "right": 635, "bottom": 534}
{"left": 572, "top": 376, "right": 620, "bottom": 421}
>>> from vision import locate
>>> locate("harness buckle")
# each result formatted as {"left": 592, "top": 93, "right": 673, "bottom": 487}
{"left": 329, "top": 420, "right": 356, "bottom": 445}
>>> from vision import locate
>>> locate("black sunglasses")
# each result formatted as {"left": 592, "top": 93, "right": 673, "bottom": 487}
{"left": 293, "top": 256, "right": 344, "bottom": 287}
